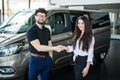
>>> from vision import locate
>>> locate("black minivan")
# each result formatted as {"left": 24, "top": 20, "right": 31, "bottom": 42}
{"left": 0, "top": 8, "right": 110, "bottom": 80}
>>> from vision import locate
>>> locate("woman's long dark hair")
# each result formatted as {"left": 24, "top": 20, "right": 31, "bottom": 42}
{"left": 72, "top": 16, "right": 93, "bottom": 52}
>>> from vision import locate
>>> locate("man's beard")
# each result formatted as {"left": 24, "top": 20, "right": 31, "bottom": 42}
{"left": 37, "top": 21, "right": 44, "bottom": 25}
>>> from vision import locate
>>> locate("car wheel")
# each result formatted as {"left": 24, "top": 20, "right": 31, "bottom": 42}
{"left": 95, "top": 51, "right": 108, "bottom": 63}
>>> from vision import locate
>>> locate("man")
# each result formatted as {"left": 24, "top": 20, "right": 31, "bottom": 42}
{"left": 26, "top": 8, "right": 62, "bottom": 80}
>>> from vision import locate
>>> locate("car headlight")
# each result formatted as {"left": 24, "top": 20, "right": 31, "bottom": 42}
{"left": 0, "top": 40, "right": 25, "bottom": 57}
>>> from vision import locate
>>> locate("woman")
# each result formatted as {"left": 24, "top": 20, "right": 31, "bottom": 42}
{"left": 62, "top": 16, "right": 95, "bottom": 80}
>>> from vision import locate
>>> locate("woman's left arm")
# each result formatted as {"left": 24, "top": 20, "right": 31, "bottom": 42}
{"left": 82, "top": 62, "right": 90, "bottom": 77}
{"left": 82, "top": 37, "right": 95, "bottom": 77}
{"left": 87, "top": 37, "right": 95, "bottom": 65}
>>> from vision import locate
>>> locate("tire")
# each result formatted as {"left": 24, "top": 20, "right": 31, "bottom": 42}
{"left": 95, "top": 50, "right": 108, "bottom": 63}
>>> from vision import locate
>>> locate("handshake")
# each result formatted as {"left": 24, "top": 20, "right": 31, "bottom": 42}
{"left": 54, "top": 45, "right": 68, "bottom": 52}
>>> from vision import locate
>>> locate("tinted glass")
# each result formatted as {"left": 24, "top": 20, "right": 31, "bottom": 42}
{"left": 45, "top": 13, "right": 68, "bottom": 35}
{"left": 90, "top": 12, "right": 110, "bottom": 29}
{"left": 0, "top": 10, "right": 34, "bottom": 34}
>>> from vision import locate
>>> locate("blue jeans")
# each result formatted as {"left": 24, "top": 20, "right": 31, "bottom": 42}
{"left": 28, "top": 55, "right": 52, "bottom": 80}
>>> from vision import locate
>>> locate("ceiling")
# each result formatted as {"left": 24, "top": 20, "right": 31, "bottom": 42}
{"left": 84, "top": 3, "right": 120, "bottom": 12}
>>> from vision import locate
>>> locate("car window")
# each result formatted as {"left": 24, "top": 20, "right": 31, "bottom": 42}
{"left": 90, "top": 12, "right": 110, "bottom": 29}
{"left": 45, "top": 13, "right": 68, "bottom": 35}
{"left": 18, "top": 15, "right": 35, "bottom": 33}
{"left": 0, "top": 10, "right": 34, "bottom": 34}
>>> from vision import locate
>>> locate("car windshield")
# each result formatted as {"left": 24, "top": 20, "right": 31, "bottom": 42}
{"left": 0, "top": 10, "right": 34, "bottom": 34}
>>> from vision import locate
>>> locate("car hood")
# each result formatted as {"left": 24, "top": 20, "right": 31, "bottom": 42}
{"left": 0, "top": 34, "right": 16, "bottom": 42}
{"left": 0, "top": 33, "right": 26, "bottom": 46}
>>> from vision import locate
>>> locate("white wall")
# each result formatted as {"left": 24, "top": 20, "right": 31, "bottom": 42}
{"left": 51, "top": 0, "right": 120, "bottom": 6}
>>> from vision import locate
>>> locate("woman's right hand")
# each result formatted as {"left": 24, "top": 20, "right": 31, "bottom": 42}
{"left": 59, "top": 45, "right": 69, "bottom": 51}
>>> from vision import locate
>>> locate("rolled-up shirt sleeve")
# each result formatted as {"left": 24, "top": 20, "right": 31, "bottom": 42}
{"left": 67, "top": 45, "right": 74, "bottom": 52}
{"left": 87, "top": 37, "right": 95, "bottom": 65}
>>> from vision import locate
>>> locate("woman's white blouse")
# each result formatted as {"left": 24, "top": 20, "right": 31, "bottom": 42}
{"left": 67, "top": 37, "right": 95, "bottom": 65}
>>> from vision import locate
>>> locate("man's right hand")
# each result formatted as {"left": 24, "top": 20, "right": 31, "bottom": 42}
{"left": 54, "top": 45, "right": 68, "bottom": 52}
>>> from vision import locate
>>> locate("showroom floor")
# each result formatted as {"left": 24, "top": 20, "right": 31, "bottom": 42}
{"left": 48, "top": 39, "right": 120, "bottom": 80}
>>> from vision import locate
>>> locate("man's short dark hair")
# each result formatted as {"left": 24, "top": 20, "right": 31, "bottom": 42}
{"left": 34, "top": 8, "right": 47, "bottom": 16}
